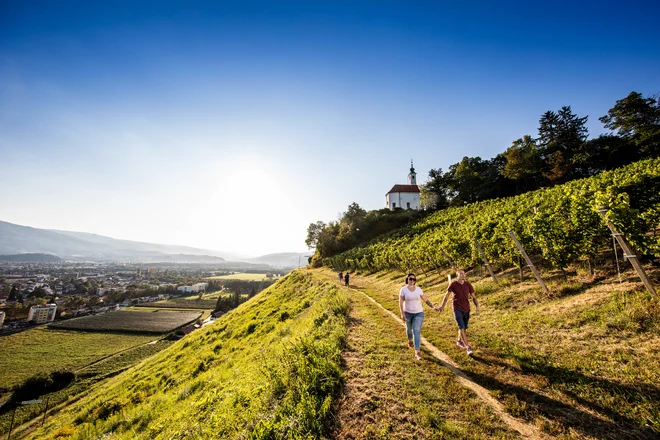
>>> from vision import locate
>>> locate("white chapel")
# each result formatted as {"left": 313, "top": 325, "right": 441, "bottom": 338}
{"left": 386, "top": 161, "right": 420, "bottom": 210}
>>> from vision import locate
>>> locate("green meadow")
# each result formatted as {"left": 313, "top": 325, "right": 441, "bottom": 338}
{"left": 0, "top": 329, "right": 157, "bottom": 394}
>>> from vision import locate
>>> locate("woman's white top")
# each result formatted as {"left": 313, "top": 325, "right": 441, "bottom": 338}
{"left": 400, "top": 285, "right": 424, "bottom": 313}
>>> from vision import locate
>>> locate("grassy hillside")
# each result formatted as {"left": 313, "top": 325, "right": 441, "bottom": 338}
{"left": 324, "top": 267, "right": 659, "bottom": 439}
{"left": 25, "top": 272, "right": 350, "bottom": 439}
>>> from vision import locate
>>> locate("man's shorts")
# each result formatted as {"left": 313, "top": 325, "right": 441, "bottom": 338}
{"left": 454, "top": 309, "right": 470, "bottom": 329}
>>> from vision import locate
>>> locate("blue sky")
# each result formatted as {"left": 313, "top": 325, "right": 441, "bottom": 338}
{"left": 1, "top": 0, "right": 659, "bottom": 256}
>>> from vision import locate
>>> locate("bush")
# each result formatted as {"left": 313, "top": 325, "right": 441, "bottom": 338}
{"left": 11, "top": 370, "right": 75, "bottom": 403}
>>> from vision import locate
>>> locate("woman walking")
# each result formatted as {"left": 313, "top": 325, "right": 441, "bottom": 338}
{"left": 399, "top": 273, "right": 436, "bottom": 360}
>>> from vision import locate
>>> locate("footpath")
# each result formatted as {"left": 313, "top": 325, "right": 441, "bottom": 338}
{"left": 323, "top": 271, "right": 535, "bottom": 439}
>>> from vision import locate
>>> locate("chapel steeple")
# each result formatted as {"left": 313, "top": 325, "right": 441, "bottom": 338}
{"left": 408, "top": 159, "right": 417, "bottom": 185}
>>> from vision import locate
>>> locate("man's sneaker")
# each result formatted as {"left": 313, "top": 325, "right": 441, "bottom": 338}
{"left": 466, "top": 347, "right": 474, "bottom": 356}
{"left": 456, "top": 340, "right": 466, "bottom": 349}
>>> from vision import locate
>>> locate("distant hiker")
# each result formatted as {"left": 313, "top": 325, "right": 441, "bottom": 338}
{"left": 344, "top": 272, "right": 350, "bottom": 286}
{"left": 339, "top": 271, "right": 343, "bottom": 283}
{"left": 399, "top": 273, "right": 437, "bottom": 361}
{"left": 437, "top": 269, "right": 480, "bottom": 356}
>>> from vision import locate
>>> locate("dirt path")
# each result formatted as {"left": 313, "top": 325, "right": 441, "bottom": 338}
{"left": 331, "top": 286, "right": 521, "bottom": 439}
{"left": 351, "top": 285, "right": 546, "bottom": 439}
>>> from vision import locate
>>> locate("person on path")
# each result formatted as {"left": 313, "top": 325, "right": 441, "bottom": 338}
{"left": 438, "top": 269, "right": 480, "bottom": 356}
{"left": 399, "top": 273, "right": 437, "bottom": 360}
{"left": 339, "top": 271, "right": 343, "bottom": 283}
{"left": 344, "top": 272, "right": 350, "bottom": 286}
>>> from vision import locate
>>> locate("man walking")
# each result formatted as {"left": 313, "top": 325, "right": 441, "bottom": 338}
{"left": 438, "top": 270, "right": 480, "bottom": 356}
{"left": 344, "top": 272, "right": 350, "bottom": 287}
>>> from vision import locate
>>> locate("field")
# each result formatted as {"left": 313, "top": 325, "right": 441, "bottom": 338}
{"left": 1, "top": 340, "right": 174, "bottom": 437}
{"left": 136, "top": 294, "right": 217, "bottom": 310}
{"left": 207, "top": 272, "right": 270, "bottom": 281}
{"left": 0, "top": 328, "right": 157, "bottom": 393}
{"left": 48, "top": 309, "right": 201, "bottom": 333}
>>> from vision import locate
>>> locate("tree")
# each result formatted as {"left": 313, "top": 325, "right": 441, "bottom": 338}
{"left": 421, "top": 168, "right": 451, "bottom": 210}
{"left": 501, "top": 135, "right": 544, "bottom": 192}
{"left": 8, "top": 285, "right": 19, "bottom": 301}
{"left": 571, "top": 134, "right": 629, "bottom": 175}
{"left": 305, "top": 221, "right": 326, "bottom": 249}
{"left": 599, "top": 91, "right": 660, "bottom": 157}
{"left": 538, "top": 106, "right": 589, "bottom": 183}
{"left": 446, "top": 156, "right": 513, "bottom": 205}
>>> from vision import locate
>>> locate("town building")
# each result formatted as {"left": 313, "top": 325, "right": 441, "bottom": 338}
{"left": 386, "top": 161, "right": 421, "bottom": 210}
{"left": 27, "top": 304, "right": 57, "bottom": 324}
{"left": 178, "top": 286, "right": 193, "bottom": 293}
{"left": 192, "top": 283, "right": 208, "bottom": 293}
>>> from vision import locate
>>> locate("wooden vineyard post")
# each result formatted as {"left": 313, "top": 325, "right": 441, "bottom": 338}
{"left": 474, "top": 238, "right": 498, "bottom": 284}
{"left": 440, "top": 249, "right": 457, "bottom": 272}
{"left": 598, "top": 207, "right": 657, "bottom": 298}
{"left": 508, "top": 231, "right": 550, "bottom": 294}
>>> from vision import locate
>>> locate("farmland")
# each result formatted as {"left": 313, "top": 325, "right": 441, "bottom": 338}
{"left": 0, "top": 339, "right": 175, "bottom": 437}
{"left": 207, "top": 272, "right": 272, "bottom": 281}
{"left": 49, "top": 309, "right": 201, "bottom": 333}
{"left": 0, "top": 328, "right": 157, "bottom": 393}
{"left": 137, "top": 293, "right": 218, "bottom": 310}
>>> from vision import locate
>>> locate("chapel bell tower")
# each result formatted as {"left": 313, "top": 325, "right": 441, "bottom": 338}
{"left": 407, "top": 159, "right": 417, "bottom": 185}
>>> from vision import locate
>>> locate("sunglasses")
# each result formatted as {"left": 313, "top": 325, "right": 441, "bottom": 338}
{"left": 408, "top": 277, "right": 416, "bottom": 281}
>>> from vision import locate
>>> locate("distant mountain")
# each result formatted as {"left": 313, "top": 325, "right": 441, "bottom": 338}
{"left": 0, "top": 220, "right": 237, "bottom": 263}
{"left": 247, "top": 252, "right": 311, "bottom": 268}
{"left": 0, "top": 253, "right": 63, "bottom": 263}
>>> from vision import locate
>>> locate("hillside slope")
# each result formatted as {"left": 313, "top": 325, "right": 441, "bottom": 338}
{"left": 26, "top": 272, "right": 349, "bottom": 439}
{"left": 23, "top": 269, "right": 552, "bottom": 440}
{"left": 325, "top": 267, "right": 659, "bottom": 439}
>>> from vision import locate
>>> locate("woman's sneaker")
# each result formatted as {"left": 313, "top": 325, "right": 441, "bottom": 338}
{"left": 456, "top": 340, "right": 466, "bottom": 349}
{"left": 466, "top": 347, "right": 474, "bottom": 356}
{"left": 408, "top": 340, "right": 414, "bottom": 349}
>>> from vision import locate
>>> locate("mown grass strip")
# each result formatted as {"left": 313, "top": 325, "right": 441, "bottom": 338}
{"left": 330, "top": 278, "right": 519, "bottom": 439}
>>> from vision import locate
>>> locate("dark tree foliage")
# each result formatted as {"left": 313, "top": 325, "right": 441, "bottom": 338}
{"left": 419, "top": 91, "right": 658, "bottom": 210}
{"left": 308, "top": 203, "right": 424, "bottom": 261}
{"left": 599, "top": 91, "right": 660, "bottom": 158}
{"left": 538, "top": 106, "right": 589, "bottom": 183}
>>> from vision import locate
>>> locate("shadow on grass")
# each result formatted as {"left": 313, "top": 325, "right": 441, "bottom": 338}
{"left": 447, "top": 353, "right": 660, "bottom": 440}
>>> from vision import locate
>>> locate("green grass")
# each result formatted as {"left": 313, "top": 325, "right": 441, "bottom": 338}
{"left": 327, "top": 267, "right": 660, "bottom": 439}
{"left": 0, "top": 329, "right": 157, "bottom": 393}
{"left": 138, "top": 293, "right": 219, "bottom": 310}
{"left": 1, "top": 340, "right": 174, "bottom": 436}
{"left": 206, "top": 272, "right": 270, "bottom": 281}
{"left": 330, "top": 279, "right": 518, "bottom": 439}
{"left": 27, "top": 271, "right": 349, "bottom": 439}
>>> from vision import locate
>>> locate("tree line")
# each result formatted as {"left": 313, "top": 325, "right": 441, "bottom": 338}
{"left": 325, "top": 158, "right": 660, "bottom": 278}
{"left": 422, "top": 91, "right": 660, "bottom": 209}
{"left": 307, "top": 91, "right": 659, "bottom": 263}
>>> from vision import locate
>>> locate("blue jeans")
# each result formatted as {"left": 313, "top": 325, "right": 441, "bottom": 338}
{"left": 454, "top": 309, "right": 470, "bottom": 329}
{"left": 404, "top": 311, "right": 424, "bottom": 350}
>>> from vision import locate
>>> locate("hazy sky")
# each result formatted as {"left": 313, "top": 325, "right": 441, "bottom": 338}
{"left": 1, "top": 1, "right": 659, "bottom": 256}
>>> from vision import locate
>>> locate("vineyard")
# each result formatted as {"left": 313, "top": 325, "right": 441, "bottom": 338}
{"left": 49, "top": 309, "right": 201, "bottom": 333}
{"left": 326, "top": 159, "right": 660, "bottom": 278}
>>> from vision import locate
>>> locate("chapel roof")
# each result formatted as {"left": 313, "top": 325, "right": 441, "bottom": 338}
{"left": 386, "top": 184, "right": 420, "bottom": 195}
